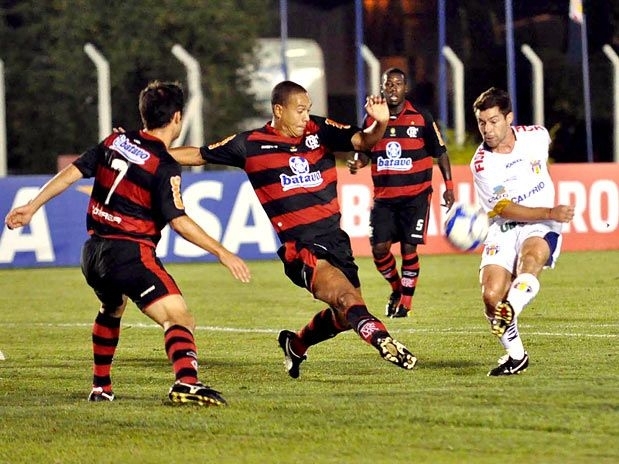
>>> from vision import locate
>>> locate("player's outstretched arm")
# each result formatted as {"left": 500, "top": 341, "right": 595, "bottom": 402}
{"left": 5, "top": 164, "right": 84, "bottom": 230}
{"left": 169, "top": 146, "right": 206, "bottom": 167}
{"left": 490, "top": 199, "right": 575, "bottom": 223}
{"left": 169, "top": 215, "right": 251, "bottom": 283}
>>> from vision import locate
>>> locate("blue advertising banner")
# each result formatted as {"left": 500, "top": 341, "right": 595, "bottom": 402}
{"left": 0, "top": 171, "right": 281, "bottom": 268}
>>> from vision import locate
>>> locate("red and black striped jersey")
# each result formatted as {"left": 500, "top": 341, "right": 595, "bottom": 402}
{"left": 73, "top": 130, "right": 186, "bottom": 247}
{"left": 364, "top": 100, "right": 446, "bottom": 201}
{"left": 200, "top": 116, "right": 360, "bottom": 243}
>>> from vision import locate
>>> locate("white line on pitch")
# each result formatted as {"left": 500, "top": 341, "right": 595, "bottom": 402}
{"left": 1, "top": 322, "right": 616, "bottom": 338}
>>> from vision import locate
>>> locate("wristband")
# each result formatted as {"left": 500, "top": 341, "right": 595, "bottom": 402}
{"left": 445, "top": 180, "right": 454, "bottom": 190}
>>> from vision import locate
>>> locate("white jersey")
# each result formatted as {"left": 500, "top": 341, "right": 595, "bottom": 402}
{"left": 470, "top": 125, "right": 561, "bottom": 233}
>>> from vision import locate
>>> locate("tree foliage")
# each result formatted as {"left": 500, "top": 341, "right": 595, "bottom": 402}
{"left": 0, "top": 0, "right": 275, "bottom": 173}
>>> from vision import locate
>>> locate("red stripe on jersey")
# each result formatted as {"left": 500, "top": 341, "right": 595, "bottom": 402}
{"left": 139, "top": 243, "right": 179, "bottom": 294}
{"left": 269, "top": 197, "right": 340, "bottom": 235}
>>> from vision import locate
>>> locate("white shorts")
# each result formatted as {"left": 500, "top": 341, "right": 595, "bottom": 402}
{"left": 480, "top": 221, "right": 563, "bottom": 274}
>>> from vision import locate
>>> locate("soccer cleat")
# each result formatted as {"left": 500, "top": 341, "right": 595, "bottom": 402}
{"left": 168, "top": 382, "right": 227, "bottom": 406}
{"left": 497, "top": 353, "right": 510, "bottom": 365}
{"left": 490, "top": 301, "right": 514, "bottom": 337}
{"left": 487, "top": 352, "right": 529, "bottom": 376}
{"left": 390, "top": 304, "right": 409, "bottom": 318}
{"left": 277, "top": 330, "right": 307, "bottom": 379}
{"left": 385, "top": 291, "right": 401, "bottom": 317}
{"left": 374, "top": 336, "right": 417, "bottom": 370}
{"left": 88, "top": 386, "right": 115, "bottom": 402}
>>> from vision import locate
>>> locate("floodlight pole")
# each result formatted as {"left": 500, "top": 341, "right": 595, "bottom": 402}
{"left": 83, "top": 43, "right": 112, "bottom": 141}
{"left": 361, "top": 45, "right": 380, "bottom": 95}
{"left": 521, "top": 44, "right": 544, "bottom": 126}
{"left": 171, "top": 44, "right": 204, "bottom": 172}
{"left": 442, "top": 46, "right": 465, "bottom": 146}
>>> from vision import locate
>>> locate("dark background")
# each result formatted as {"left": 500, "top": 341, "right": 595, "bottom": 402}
{"left": 274, "top": 0, "right": 619, "bottom": 163}
{"left": 1, "top": 0, "right": 618, "bottom": 173}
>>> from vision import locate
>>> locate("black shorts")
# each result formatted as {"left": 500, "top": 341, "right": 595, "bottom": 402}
{"left": 370, "top": 193, "right": 432, "bottom": 246}
{"left": 80, "top": 236, "right": 181, "bottom": 311}
{"left": 276, "top": 229, "right": 360, "bottom": 292}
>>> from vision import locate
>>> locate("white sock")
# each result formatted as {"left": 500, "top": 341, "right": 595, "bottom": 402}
{"left": 507, "top": 273, "right": 540, "bottom": 317}
{"left": 500, "top": 320, "right": 525, "bottom": 360}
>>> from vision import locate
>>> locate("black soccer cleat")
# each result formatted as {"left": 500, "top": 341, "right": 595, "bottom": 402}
{"left": 374, "top": 336, "right": 417, "bottom": 370}
{"left": 390, "top": 304, "right": 409, "bottom": 318}
{"left": 385, "top": 291, "right": 401, "bottom": 317}
{"left": 168, "top": 382, "right": 227, "bottom": 406}
{"left": 491, "top": 301, "right": 514, "bottom": 337}
{"left": 277, "top": 330, "right": 307, "bottom": 379}
{"left": 88, "top": 387, "right": 115, "bottom": 402}
{"left": 487, "top": 352, "right": 529, "bottom": 376}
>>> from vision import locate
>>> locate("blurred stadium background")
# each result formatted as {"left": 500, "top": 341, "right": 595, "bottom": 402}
{"left": 0, "top": 0, "right": 618, "bottom": 174}
{"left": 0, "top": 0, "right": 618, "bottom": 268}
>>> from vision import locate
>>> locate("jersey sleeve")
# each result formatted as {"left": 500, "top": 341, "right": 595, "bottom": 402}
{"left": 153, "top": 160, "right": 187, "bottom": 223}
{"left": 315, "top": 116, "right": 361, "bottom": 152}
{"left": 73, "top": 143, "right": 105, "bottom": 178}
{"left": 421, "top": 108, "right": 447, "bottom": 158}
{"left": 200, "top": 133, "right": 247, "bottom": 168}
{"left": 470, "top": 148, "right": 494, "bottom": 214}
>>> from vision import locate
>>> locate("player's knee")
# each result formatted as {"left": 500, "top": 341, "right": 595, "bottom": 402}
{"left": 372, "top": 243, "right": 391, "bottom": 259}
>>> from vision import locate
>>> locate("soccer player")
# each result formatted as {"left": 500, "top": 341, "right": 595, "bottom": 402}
{"left": 171, "top": 80, "right": 417, "bottom": 378}
{"left": 348, "top": 68, "right": 455, "bottom": 318}
{"left": 5, "top": 81, "right": 251, "bottom": 404}
{"left": 471, "top": 87, "right": 574, "bottom": 376}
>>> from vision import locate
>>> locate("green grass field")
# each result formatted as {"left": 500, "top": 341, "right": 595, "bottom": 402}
{"left": 0, "top": 251, "right": 617, "bottom": 464}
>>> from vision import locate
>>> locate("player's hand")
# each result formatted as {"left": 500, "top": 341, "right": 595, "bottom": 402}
{"left": 441, "top": 189, "right": 456, "bottom": 211}
{"left": 550, "top": 204, "right": 575, "bottom": 223}
{"left": 364, "top": 95, "right": 389, "bottom": 124}
{"left": 5, "top": 203, "right": 35, "bottom": 230}
{"left": 346, "top": 153, "right": 369, "bottom": 174}
{"left": 219, "top": 251, "right": 251, "bottom": 283}
{"left": 112, "top": 126, "right": 126, "bottom": 133}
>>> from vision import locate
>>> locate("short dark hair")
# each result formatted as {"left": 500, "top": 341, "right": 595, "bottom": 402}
{"left": 473, "top": 87, "right": 512, "bottom": 116}
{"left": 382, "top": 67, "right": 407, "bottom": 84}
{"left": 138, "top": 81, "right": 184, "bottom": 130}
{"left": 271, "top": 80, "right": 307, "bottom": 107}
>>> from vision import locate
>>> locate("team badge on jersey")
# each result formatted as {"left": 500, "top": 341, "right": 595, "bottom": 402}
{"left": 484, "top": 244, "right": 499, "bottom": 256}
{"left": 305, "top": 134, "right": 320, "bottom": 150}
{"left": 376, "top": 141, "right": 412, "bottom": 172}
{"left": 280, "top": 156, "right": 324, "bottom": 191}
{"left": 531, "top": 160, "right": 542, "bottom": 174}
{"left": 406, "top": 126, "right": 420, "bottom": 138}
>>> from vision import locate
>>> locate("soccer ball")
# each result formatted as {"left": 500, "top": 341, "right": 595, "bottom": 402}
{"left": 444, "top": 203, "right": 489, "bottom": 251}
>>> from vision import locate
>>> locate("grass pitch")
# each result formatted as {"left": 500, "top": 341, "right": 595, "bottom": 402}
{"left": 0, "top": 251, "right": 617, "bottom": 464}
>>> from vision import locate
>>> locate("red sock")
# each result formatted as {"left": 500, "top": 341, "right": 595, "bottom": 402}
{"left": 164, "top": 325, "right": 199, "bottom": 384}
{"left": 92, "top": 311, "right": 121, "bottom": 390}
{"left": 399, "top": 252, "right": 420, "bottom": 309}
{"left": 344, "top": 305, "right": 388, "bottom": 345}
{"left": 374, "top": 253, "right": 401, "bottom": 293}
{"left": 296, "top": 307, "right": 349, "bottom": 354}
